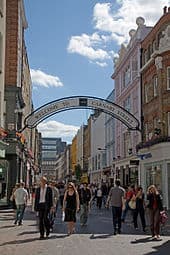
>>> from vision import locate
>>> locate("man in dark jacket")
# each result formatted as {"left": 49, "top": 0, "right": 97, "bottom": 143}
{"left": 34, "top": 176, "right": 53, "bottom": 239}
{"left": 78, "top": 183, "right": 91, "bottom": 226}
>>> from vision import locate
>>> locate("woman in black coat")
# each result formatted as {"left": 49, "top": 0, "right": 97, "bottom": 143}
{"left": 147, "top": 185, "right": 163, "bottom": 240}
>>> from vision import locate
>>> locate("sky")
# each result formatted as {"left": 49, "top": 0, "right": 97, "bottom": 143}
{"left": 24, "top": 0, "right": 169, "bottom": 143}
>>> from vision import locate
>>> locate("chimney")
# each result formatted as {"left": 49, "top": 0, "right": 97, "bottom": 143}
{"left": 163, "top": 6, "right": 167, "bottom": 14}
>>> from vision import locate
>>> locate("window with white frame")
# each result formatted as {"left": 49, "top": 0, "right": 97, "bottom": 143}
{"left": 132, "top": 58, "right": 138, "bottom": 80}
{"left": 0, "top": 0, "right": 3, "bottom": 17}
{"left": 152, "top": 40, "right": 157, "bottom": 52}
{"left": 98, "top": 154, "right": 101, "bottom": 169}
{"left": 145, "top": 83, "right": 153, "bottom": 103}
{"left": 146, "top": 165, "right": 162, "bottom": 194}
{"left": 153, "top": 117, "right": 159, "bottom": 129}
{"left": 123, "top": 66, "right": 131, "bottom": 87}
{"left": 92, "top": 157, "right": 94, "bottom": 171}
{"left": 123, "top": 95, "right": 131, "bottom": 112}
{"left": 168, "top": 112, "right": 170, "bottom": 136}
{"left": 167, "top": 67, "right": 170, "bottom": 90}
{"left": 144, "top": 50, "right": 148, "bottom": 64}
{"left": 153, "top": 75, "right": 158, "bottom": 97}
{"left": 0, "top": 33, "right": 2, "bottom": 73}
{"left": 95, "top": 155, "right": 97, "bottom": 170}
{"left": 144, "top": 84, "right": 148, "bottom": 103}
{"left": 145, "top": 122, "right": 149, "bottom": 141}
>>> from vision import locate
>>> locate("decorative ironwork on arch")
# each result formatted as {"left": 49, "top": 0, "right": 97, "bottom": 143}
{"left": 24, "top": 96, "right": 140, "bottom": 131}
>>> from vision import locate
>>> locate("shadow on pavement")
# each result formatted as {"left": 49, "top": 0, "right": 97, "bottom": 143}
{"left": 0, "top": 218, "right": 14, "bottom": 222}
{"left": 0, "top": 225, "right": 16, "bottom": 229}
{"left": 144, "top": 240, "right": 170, "bottom": 255}
{"left": 0, "top": 234, "right": 71, "bottom": 246}
{"left": 17, "top": 230, "right": 39, "bottom": 235}
{"left": 90, "top": 233, "right": 113, "bottom": 239}
{"left": 131, "top": 237, "right": 161, "bottom": 244}
{"left": 0, "top": 237, "right": 41, "bottom": 246}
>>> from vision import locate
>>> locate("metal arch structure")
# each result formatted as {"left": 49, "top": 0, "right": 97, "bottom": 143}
{"left": 23, "top": 96, "right": 141, "bottom": 131}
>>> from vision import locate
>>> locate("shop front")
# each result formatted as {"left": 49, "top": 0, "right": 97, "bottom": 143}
{"left": 139, "top": 142, "right": 170, "bottom": 210}
{"left": 115, "top": 158, "right": 139, "bottom": 187}
{"left": 90, "top": 170, "right": 102, "bottom": 184}
{"left": 0, "top": 140, "right": 10, "bottom": 207}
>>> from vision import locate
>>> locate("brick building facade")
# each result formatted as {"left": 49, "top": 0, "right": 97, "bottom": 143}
{"left": 138, "top": 6, "right": 170, "bottom": 209}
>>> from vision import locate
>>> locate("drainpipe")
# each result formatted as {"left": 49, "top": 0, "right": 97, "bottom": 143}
{"left": 140, "top": 47, "right": 144, "bottom": 144}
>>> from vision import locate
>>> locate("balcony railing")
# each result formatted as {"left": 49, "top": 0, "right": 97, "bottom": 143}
{"left": 136, "top": 136, "right": 170, "bottom": 151}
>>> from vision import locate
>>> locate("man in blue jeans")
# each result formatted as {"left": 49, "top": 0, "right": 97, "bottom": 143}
{"left": 106, "top": 179, "right": 125, "bottom": 235}
{"left": 14, "top": 182, "right": 28, "bottom": 225}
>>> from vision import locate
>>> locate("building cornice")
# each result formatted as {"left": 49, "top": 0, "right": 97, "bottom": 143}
{"left": 20, "top": 0, "right": 28, "bottom": 29}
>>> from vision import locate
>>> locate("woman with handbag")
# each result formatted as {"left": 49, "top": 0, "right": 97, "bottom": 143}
{"left": 62, "top": 182, "right": 80, "bottom": 235}
{"left": 147, "top": 185, "right": 163, "bottom": 240}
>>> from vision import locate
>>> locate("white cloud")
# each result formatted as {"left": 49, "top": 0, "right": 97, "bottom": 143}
{"left": 93, "top": 1, "right": 169, "bottom": 44}
{"left": 67, "top": 33, "right": 110, "bottom": 61}
{"left": 31, "top": 69, "right": 64, "bottom": 88}
{"left": 95, "top": 61, "right": 108, "bottom": 67}
{"left": 67, "top": 0, "right": 169, "bottom": 65}
{"left": 37, "top": 120, "right": 79, "bottom": 143}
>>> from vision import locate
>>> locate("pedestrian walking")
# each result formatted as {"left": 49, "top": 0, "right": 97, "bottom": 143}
{"left": 106, "top": 179, "right": 125, "bottom": 235}
{"left": 121, "top": 185, "right": 135, "bottom": 222}
{"left": 63, "top": 182, "right": 79, "bottom": 235}
{"left": 31, "top": 183, "right": 37, "bottom": 212}
{"left": 147, "top": 185, "right": 164, "bottom": 240}
{"left": 78, "top": 182, "right": 91, "bottom": 226}
{"left": 133, "top": 186, "right": 146, "bottom": 232}
{"left": 13, "top": 182, "right": 28, "bottom": 225}
{"left": 34, "top": 176, "right": 53, "bottom": 239}
{"left": 96, "top": 186, "right": 102, "bottom": 209}
{"left": 48, "top": 181, "right": 60, "bottom": 230}
{"left": 10, "top": 183, "right": 20, "bottom": 218}
{"left": 101, "top": 182, "right": 109, "bottom": 207}
{"left": 59, "top": 183, "right": 65, "bottom": 208}
{"left": 89, "top": 185, "right": 97, "bottom": 208}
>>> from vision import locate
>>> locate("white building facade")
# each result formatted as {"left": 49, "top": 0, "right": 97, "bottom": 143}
{"left": 104, "top": 90, "right": 116, "bottom": 184}
{"left": 89, "top": 111, "right": 106, "bottom": 184}
{"left": 111, "top": 17, "right": 152, "bottom": 187}
{"left": 76, "top": 125, "right": 84, "bottom": 169}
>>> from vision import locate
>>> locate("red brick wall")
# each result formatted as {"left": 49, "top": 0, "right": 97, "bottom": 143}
{"left": 5, "top": 0, "right": 18, "bottom": 86}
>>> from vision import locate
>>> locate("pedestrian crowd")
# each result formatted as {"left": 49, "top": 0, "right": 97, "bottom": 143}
{"left": 10, "top": 177, "right": 168, "bottom": 241}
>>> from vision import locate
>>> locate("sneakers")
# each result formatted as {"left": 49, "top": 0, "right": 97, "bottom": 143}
{"left": 14, "top": 220, "right": 17, "bottom": 225}
{"left": 155, "top": 235, "right": 162, "bottom": 241}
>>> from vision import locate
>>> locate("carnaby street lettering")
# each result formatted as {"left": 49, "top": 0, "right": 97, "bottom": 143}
{"left": 25, "top": 96, "right": 140, "bottom": 130}
{"left": 28, "top": 99, "right": 78, "bottom": 125}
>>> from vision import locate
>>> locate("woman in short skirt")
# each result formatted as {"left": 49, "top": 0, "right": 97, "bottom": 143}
{"left": 62, "top": 182, "right": 79, "bottom": 235}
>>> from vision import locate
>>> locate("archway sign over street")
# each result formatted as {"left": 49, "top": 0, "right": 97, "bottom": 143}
{"left": 24, "top": 96, "right": 140, "bottom": 131}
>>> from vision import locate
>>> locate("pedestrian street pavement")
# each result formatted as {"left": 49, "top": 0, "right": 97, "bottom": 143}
{"left": 0, "top": 205, "right": 170, "bottom": 255}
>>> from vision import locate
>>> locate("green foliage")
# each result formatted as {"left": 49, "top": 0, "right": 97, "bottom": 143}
{"left": 75, "top": 164, "right": 82, "bottom": 182}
